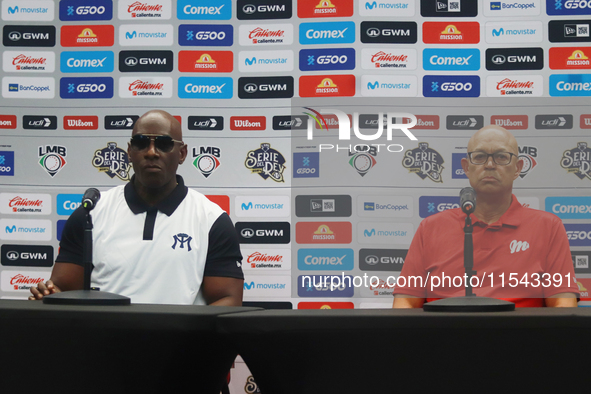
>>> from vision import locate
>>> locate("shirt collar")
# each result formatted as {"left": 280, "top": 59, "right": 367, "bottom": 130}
{"left": 124, "top": 175, "right": 188, "bottom": 216}
{"left": 468, "top": 194, "right": 523, "bottom": 229}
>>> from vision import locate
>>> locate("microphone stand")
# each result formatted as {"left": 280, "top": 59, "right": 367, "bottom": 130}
{"left": 43, "top": 196, "right": 130, "bottom": 306}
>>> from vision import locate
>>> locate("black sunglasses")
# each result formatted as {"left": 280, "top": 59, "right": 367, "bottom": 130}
{"left": 129, "top": 134, "right": 183, "bottom": 153}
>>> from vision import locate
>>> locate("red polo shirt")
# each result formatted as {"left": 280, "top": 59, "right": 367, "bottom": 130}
{"left": 393, "top": 195, "right": 579, "bottom": 307}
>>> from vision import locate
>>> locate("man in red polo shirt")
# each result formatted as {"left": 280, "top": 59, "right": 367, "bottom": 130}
{"left": 392, "top": 125, "right": 579, "bottom": 308}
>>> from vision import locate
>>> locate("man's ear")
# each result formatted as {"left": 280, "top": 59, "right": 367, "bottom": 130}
{"left": 179, "top": 144, "right": 188, "bottom": 164}
{"left": 514, "top": 157, "right": 524, "bottom": 180}
{"left": 461, "top": 156, "right": 470, "bottom": 176}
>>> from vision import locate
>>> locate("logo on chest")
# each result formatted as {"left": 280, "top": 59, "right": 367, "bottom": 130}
{"left": 172, "top": 233, "right": 192, "bottom": 251}
{"left": 509, "top": 239, "right": 529, "bottom": 254}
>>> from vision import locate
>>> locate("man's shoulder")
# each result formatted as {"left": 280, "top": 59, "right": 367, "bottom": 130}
{"left": 421, "top": 207, "right": 463, "bottom": 226}
{"left": 516, "top": 205, "right": 564, "bottom": 226}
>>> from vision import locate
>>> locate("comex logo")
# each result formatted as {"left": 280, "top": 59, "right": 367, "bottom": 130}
{"left": 171, "top": 233, "right": 192, "bottom": 251}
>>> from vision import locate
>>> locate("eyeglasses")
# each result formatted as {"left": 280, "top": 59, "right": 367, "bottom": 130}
{"left": 129, "top": 134, "right": 183, "bottom": 153}
{"left": 467, "top": 151, "right": 516, "bottom": 166}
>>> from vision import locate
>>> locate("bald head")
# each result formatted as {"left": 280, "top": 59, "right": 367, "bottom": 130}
{"left": 133, "top": 109, "right": 182, "bottom": 141}
{"left": 467, "top": 125, "right": 518, "bottom": 155}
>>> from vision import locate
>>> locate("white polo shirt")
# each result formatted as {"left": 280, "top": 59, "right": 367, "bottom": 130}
{"left": 57, "top": 176, "right": 243, "bottom": 304}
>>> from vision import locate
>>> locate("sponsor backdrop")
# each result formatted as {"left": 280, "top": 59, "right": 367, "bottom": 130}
{"left": 1, "top": 0, "right": 590, "bottom": 390}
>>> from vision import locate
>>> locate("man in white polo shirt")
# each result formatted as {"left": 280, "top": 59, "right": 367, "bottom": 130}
{"left": 30, "top": 110, "right": 244, "bottom": 305}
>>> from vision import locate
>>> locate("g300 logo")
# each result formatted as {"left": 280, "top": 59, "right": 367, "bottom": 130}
{"left": 179, "top": 24, "right": 233, "bottom": 46}
{"left": 245, "top": 143, "right": 286, "bottom": 182}
{"left": 402, "top": 142, "right": 444, "bottom": 182}
{"left": 561, "top": 142, "right": 591, "bottom": 181}
{"left": 423, "top": 75, "right": 480, "bottom": 97}
{"left": 59, "top": 77, "right": 113, "bottom": 99}
{"left": 92, "top": 142, "right": 131, "bottom": 181}
{"left": 59, "top": 0, "right": 113, "bottom": 21}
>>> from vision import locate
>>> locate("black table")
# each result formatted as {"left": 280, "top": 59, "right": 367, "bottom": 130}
{"left": 0, "top": 300, "right": 259, "bottom": 394}
{"left": 218, "top": 308, "right": 591, "bottom": 393}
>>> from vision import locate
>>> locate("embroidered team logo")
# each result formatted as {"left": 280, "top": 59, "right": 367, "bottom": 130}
{"left": 560, "top": 142, "right": 591, "bottom": 182}
{"left": 92, "top": 142, "right": 131, "bottom": 181}
{"left": 192, "top": 146, "right": 221, "bottom": 178}
{"left": 510, "top": 240, "right": 529, "bottom": 254}
{"left": 38, "top": 145, "right": 67, "bottom": 177}
{"left": 245, "top": 143, "right": 286, "bottom": 182}
{"left": 348, "top": 146, "right": 377, "bottom": 177}
{"left": 402, "top": 142, "right": 444, "bottom": 183}
{"left": 172, "top": 233, "right": 192, "bottom": 251}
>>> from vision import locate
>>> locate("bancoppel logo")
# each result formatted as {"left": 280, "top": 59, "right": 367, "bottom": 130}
{"left": 296, "top": 222, "right": 352, "bottom": 244}
{"left": 297, "top": 275, "right": 354, "bottom": 298}
{"left": 0, "top": 151, "right": 15, "bottom": 176}
{"left": 60, "top": 77, "right": 113, "bottom": 99}
{"left": 421, "top": 0, "right": 478, "bottom": 16}
{"left": 188, "top": 116, "right": 223, "bottom": 130}
{"left": 550, "top": 47, "right": 591, "bottom": 69}
{"left": 242, "top": 249, "right": 291, "bottom": 271}
{"left": 491, "top": 115, "right": 529, "bottom": 130}
{"left": 487, "top": 75, "right": 543, "bottom": 97}
{"left": 358, "top": 222, "right": 413, "bottom": 245}
{"left": 243, "top": 275, "right": 291, "bottom": 297}
{"left": 92, "top": 142, "right": 131, "bottom": 181}
{"left": 0, "top": 115, "right": 16, "bottom": 129}
{"left": 119, "top": 77, "right": 172, "bottom": 98}
{"left": 1, "top": 270, "right": 49, "bottom": 291}
{"left": 422, "top": 22, "right": 480, "bottom": 44}
{"left": 0, "top": 219, "right": 51, "bottom": 241}
{"left": 483, "top": 0, "right": 540, "bottom": 16}
{"left": 179, "top": 24, "right": 233, "bottom": 46}
{"left": 178, "top": 77, "right": 233, "bottom": 99}
{"left": 239, "top": 50, "right": 293, "bottom": 73}
{"left": 560, "top": 142, "right": 591, "bottom": 181}
{"left": 239, "top": 23, "right": 293, "bottom": 46}
{"left": 2, "top": 1, "right": 54, "bottom": 21}
{"left": 231, "top": 116, "right": 266, "bottom": 131}
{"left": 63, "top": 116, "right": 98, "bottom": 130}
{"left": 358, "top": 195, "right": 413, "bottom": 217}
{"left": 237, "top": 0, "right": 291, "bottom": 19}
{"left": 299, "top": 75, "right": 355, "bottom": 97}
{"left": 236, "top": 196, "right": 290, "bottom": 217}
{"left": 295, "top": 195, "right": 352, "bottom": 217}
{"left": 550, "top": 74, "right": 591, "bottom": 96}
{"left": 60, "top": 51, "right": 114, "bottom": 73}
{"left": 299, "top": 21, "right": 355, "bottom": 45}
{"left": 359, "top": 248, "right": 407, "bottom": 271}
{"left": 535, "top": 114, "right": 573, "bottom": 129}
{"left": 297, "top": 0, "right": 354, "bottom": 18}
{"left": 360, "top": 1, "right": 415, "bottom": 16}
{"left": 452, "top": 152, "right": 467, "bottom": 179}
{"left": 486, "top": 21, "right": 543, "bottom": 43}
{"left": 486, "top": 48, "right": 544, "bottom": 71}
{"left": 361, "top": 21, "right": 417, "bottom": 44}
{"left": 236, "top": 222, "right": 290, "bottom": 244}
{"left": 0, "top": 193, "right": 51, "bottom": 215}
{"left": 104, "top": 115, "right": 138, "bottom": 130}
{"left": 3, "top": 51, "right": 55, "bottom": 72}
{"left": 293, "top": 152, "right": 319, "bottom": 178}
{"left": 179, "top": 50, "right": 232, "bottom": 73}
{"left": 3, "top": 25, "right": 55, "bottom": 47}
{"left": 546, "top": 196, "right": 591, "bottom": 219}
{"left": 582, "top": 114, "right": 591, "bottom": 128}
{"left": 1, "top": 245, "right": 53, "bottom": 267}
{"left": 38, "top": 145, "right": 66, "bottom": 177}
{"left": 2, "top": 77, "right": 55, "bottom": 99}
{"left": 23, "top": 115, "right": 57, "bottom": 129}
{"left": 191, "top": 146, "right": 221, "bottom": 178}
{"left": 297, "top": 248, "right": 354, "bottom": 271}
{"left": 423, "top": 75, "right": 480, "bottom": 97}
{"left": 273, "top": 115, "right": 307, "bottom": 130}
{"left": 60, "top": 25, "right": 114, "bottom": 47}
{"left": 423, "top": 48, "right": 480, "bottom": 71}
{"left": 572, "top": 251, "right": 591, "bottom": 274}
{"left": 238, "top": 76, "right": 294, "bottom": 99}
{"left": 120, "top": 50, "right": 173, "bottom": 72}
{"left": 361, "top": 48, "right": 417, "bottom": 70}
{"left": 361, "top": 75, "right": 418, "bottom": 97}
{"left": 56, "top": 194, "right": 83, "bottom": 215}
{"left": 299, "top": 48, "right": 355, "bottom": 72}
{"left": 547, "top": 0, "right": 591, "bottom": 15}
{"left": 446, "top": 115, "right": 484, "bottom": 130}
{"left": 565, "top": 224, "right": 591, "bottom": 246}
{"left": 245, "top": 143, "right": 286, "bottom": 182}
{"left": 118, "top": 0, "right": 171, "bottom": 19}
{"left": 178, "top": 0, "right": 231, "bottom": 20}
{"left": 419, "top": 196, "right": 460, "bottom": 217}
{"left": 402, "top": 142, "right": 444, "bottom": 183}
{"left": 120, "top": 24, "right": 173, "bottom": 46}
{"left": 59, "top": 0, "right": 113, "bottom": 21}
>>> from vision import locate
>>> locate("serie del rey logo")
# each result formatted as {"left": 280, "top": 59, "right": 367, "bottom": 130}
{"left": 92, "top": 142, "right": 131, "bottom": 181}
{"left": 245, "top": 143, "right": 286, "bottom": 183}
{"left": 402, "top": 142, "right": 444, "bottom": 182}
{"left": 38, "top": 145, "right": 66, "bottom": 177}
{"left": 561, "top": 142, "right": 591, "bottom": 181}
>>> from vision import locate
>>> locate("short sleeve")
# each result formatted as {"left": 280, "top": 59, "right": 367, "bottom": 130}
{"left": 392, "top": 219, "right": 428, "bottom": 298}
{"left": 203, "top": 213, "right": 244, "bottom": 279}
{"left": 55, "top": 206, "right": 86, "bottom": 266}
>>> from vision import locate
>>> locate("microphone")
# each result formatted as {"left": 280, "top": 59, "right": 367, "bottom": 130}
{"left": 460, "top": 187, "right": 476, "bottom": 214}
{"left": 82, "top": 188, "right": 101, "bottom": 211}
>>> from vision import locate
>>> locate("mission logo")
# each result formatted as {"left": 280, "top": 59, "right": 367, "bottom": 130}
{"left": 402, "top": 142, "right": 444, "bottom": 182}
{"left": 192, "top": 146, "right": 221, "bottom": 178}
{"left": 561, "top": 142, "right": 591, "bottom": 182}
{"left": 92, "top": 142, "right": 131, "bottom": 181}
{"left": 245, "top": 143, "right": 286, "bottom": 182}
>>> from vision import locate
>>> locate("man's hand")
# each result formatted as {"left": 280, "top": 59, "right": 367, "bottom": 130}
{"left": 29, "top": 280, "right": 62, "bottom": 300}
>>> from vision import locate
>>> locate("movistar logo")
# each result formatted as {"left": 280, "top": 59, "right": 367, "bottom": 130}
{"left": 242, "top": 202, "right": 253, "bottom": 210}
{"left": 244, "top": 281, "right": 255, "bottom": 290}
{"left": 367, "top": 81, "right": 379, "bottom": 90}
{"left": 364, "top": 229, "right": 376, "bottom": 237}
{"left": 126, "top": 31, "right": 137, "bottom": 39}
{"left": 366, "top": 1, "right": 378, "bottom": 9}
{"left": 6, "top": 225, "right": 16, "bottom": 233}
{"left": 245, "top": 57, "right": 256, "bottom": 66}
{"left": 8, "top": 6, "right": 18, "bottom": 14}
{"left": 492, "top": 28, "right": 504, "bottom": 37}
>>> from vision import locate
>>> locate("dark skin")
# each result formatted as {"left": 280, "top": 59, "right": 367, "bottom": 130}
{"left": 30, "top": 110, "right": 243, "bottom": 306}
